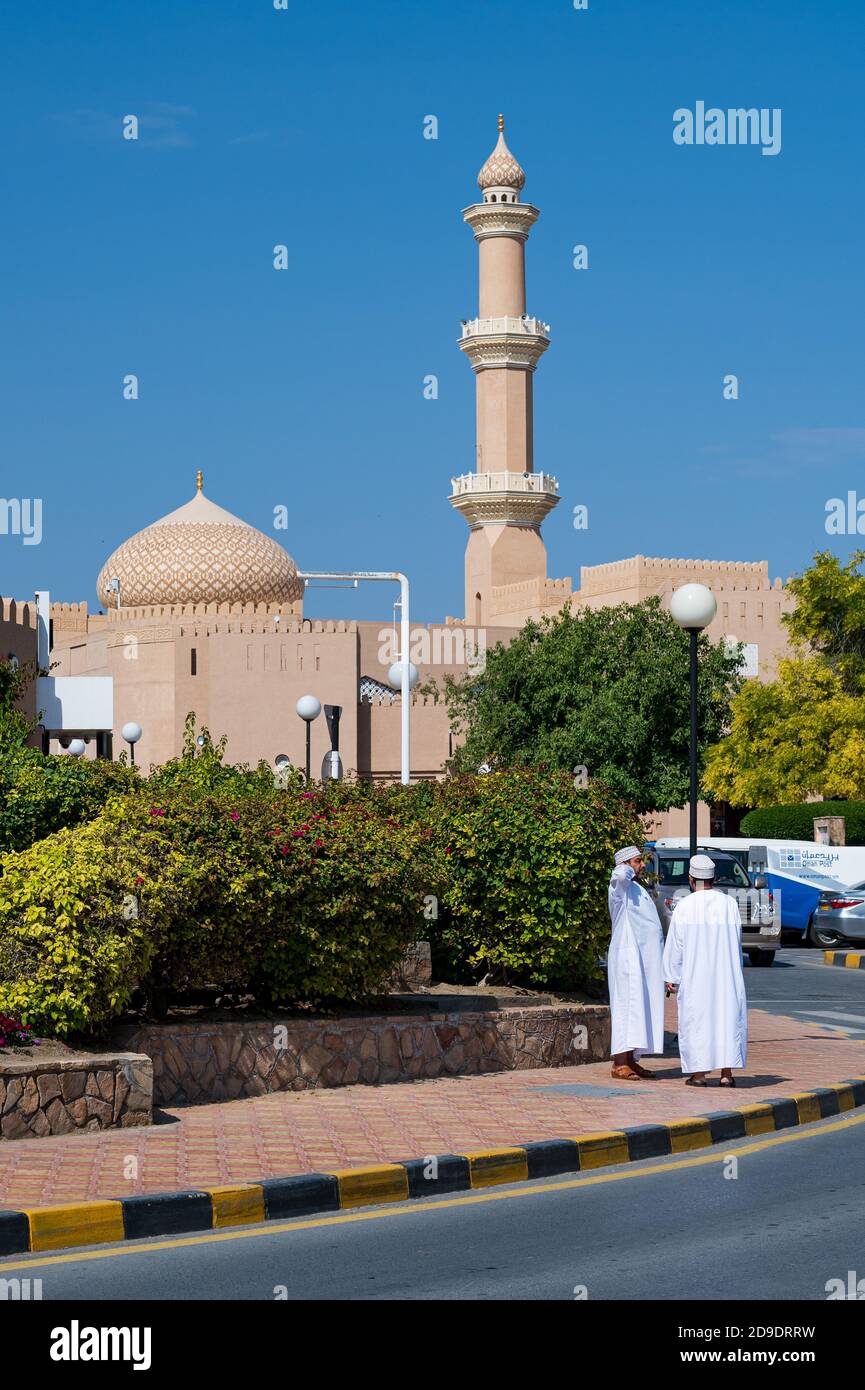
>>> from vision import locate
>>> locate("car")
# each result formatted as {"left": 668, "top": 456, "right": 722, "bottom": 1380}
{"left": 643, "top": 848, "right": 781, "bottom": 966}
{"left": 809, "top": 882, "right": 865, "bottom": 947}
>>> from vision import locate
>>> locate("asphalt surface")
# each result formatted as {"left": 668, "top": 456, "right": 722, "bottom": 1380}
{"left": 3, "top": 948, "right": 863, "bottom": 1301}
{"left": 745, "top": 943, "right": 865, "bottom": 1038}
{"left": 5, "top": 1108, "right": 865, "bottom": 1301}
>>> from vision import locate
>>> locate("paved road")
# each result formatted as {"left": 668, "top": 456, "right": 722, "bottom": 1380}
{"left": 4, "top": 950, "right": 863, "bottom": 1301}
{"left": 745, "top": 944, "right": 865, "bottom": 1038}
{"left": 6, "top": 1107, "right": 865, "bottom": 1301}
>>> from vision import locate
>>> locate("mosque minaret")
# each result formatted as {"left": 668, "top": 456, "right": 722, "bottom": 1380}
{"left": 0, "top": 114, "right": 793, "bottom": 835}
{"left": 449, "top": 115, "right": 560, "bottom": 626}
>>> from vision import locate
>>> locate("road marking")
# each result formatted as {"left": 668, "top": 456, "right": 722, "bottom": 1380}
{"left": 2, "top": 1109, "right": 864, "bottom": 1276}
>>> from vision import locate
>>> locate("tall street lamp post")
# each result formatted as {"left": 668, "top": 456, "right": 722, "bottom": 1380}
{"left": 670, "top": 584, "right": 718, "bottom": 860}
{"left": 296, "top": 695, "right": 321, "bottom": 784}
{"left": 121, "top": 721, "right": 143, "bottom": 767}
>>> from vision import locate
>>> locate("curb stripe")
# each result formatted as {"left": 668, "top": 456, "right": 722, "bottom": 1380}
{"left": 666, "top": 1117, "right": 714, "bottom": 1153}
{"left": 822, "top": 951, "right": 864, "bottom": 969}
{"left": 207, "top": 1184, "right": 266, "bottom": 1229}
{"left": 3, "top": 1075, "right": 865, "bottom": 1257}
{"left": 460, "top": 1147, "right": 529, "bottom": 1188}
{"left": 575, "top": 1131, "right": 630, "bottom": 1169}
{"left": 26, "top": 1200, "right": 125, "bottom": 1253}
{"left": 327, "top": 1164, "right": 409, "bottom": 1209}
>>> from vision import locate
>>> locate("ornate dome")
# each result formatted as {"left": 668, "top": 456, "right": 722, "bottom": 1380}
{"left": 96, "top": 478, "right": 304, "bottom": 609}
{"left": 477, "top": 115, "right": 526, "bottom": 192}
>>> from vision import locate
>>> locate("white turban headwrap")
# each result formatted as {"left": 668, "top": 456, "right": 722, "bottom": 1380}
{"left": 614, "top": 846, "right": 641, "bottom": 866}
{"left": 689, "top": 853, "right": 716, "bottom": 880}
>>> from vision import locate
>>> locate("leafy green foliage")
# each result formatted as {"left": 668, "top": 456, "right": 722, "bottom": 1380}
{"left": 443, "top": 600, "right": 741, "bottom": 813}
{"left": 703, "top": 657, "right": 865, "bottom": 805}
{"left": 740, "top": 800, "right": 865, "bottom": 845}
{"left": 785, "top": 550, "right": 865, "bottom": 690}
{"left": 0, "top": 817, "right": 155, "bottom": 1038}
{"left": 428, "top": 769, "right": 644, "bottom": 988}
{"left": 0, "top": 781, "right": 435, "bottom": 1037}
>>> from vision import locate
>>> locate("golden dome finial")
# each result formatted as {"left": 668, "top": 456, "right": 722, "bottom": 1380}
{"left": 498, "top": 113, "right": 504, "bottom": 133}
{"left": 196, "top": 469, "right": 203, "bottom": 494}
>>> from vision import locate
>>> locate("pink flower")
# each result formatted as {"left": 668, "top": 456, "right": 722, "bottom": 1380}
{"left": 292, "top": 831, "right": 304, "bottom": 838}
{"left": 135, "top": 875, "right": 144, "bottom": 885}
{"left": 148, "top": 807, "right": 166, "bottom": 817}
{"left": 229, "top": 811, "right": 240, "bottom": 822}
{"left": 314, "top": 839, "right": 323, "bottom": 848}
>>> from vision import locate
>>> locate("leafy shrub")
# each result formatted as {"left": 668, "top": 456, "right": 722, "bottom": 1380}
{"left": 0, "top": 817, "right": 155, "bottom": 1038}
{"left": 740, "top": 800, "right": 865, "bottom": 845}
{"left": 0, "top": 748, "right": 138, "bottom": 854}
{"left": 0, "top": 781, "right": 435, "bottom": 1036}
{"left": 428, "top": 768, "right": 643, "bottom": 988}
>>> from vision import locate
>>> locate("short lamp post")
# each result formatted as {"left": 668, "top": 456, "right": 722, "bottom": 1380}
{"left": 296, "top": 696, "right": 321, "bottom": 784}
{"left": 670, "top": 583, "right": 718, "bottom": 861}
{"left": 67, "top": 739, "right": 86, "bottom": 758}
{"left": 121, "top": 721, "right": 143, "bottom": 767}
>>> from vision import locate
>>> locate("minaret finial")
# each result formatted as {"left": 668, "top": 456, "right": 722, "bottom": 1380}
{"left": 498, "top": 113, "right": 504, "bottom": 134}
{"left": 196, "top": 469, "right": 203, "bottom": 494}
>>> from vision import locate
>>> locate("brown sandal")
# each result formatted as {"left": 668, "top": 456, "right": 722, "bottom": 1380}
{"left": 611, "top": 1065, "right": 641, "bottom": 1080}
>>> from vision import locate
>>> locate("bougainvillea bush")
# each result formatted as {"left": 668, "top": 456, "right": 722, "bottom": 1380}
{"left": 0, "top": 758, "right": 643, "bottom": 1038}
{"left": 0, "top": 1011, "right": 36, "bottom": 1051}
{"left": 0, "top": 782, "right": 435, "bottom": 1038}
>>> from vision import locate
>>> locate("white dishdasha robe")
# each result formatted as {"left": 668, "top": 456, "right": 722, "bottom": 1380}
{"left": 607, "top": 865, "right": 665, "bottom": 1058}
{"left": 663, "top": 887, "right": 748, "bottom": 1074}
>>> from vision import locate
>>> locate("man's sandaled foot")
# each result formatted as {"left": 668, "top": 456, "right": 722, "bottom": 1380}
{"left": 611, "top": 1064, "right": 640, "bottom": 1080}
{"left": 685, "top": 1076, "right": 708, "bottom": 1087}
{"left": 719, "top": 1076, "right": 736, "bottom": 1088}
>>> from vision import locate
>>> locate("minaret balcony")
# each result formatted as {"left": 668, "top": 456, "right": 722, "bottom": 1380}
{"left": 448, "top": 471, "right": 560, "bottom": 529}
{"left": 458, "top": 316, "right": 550, "bottom": 372}
{"left": 463, "top": 201, "right": 540, "bottom": 243}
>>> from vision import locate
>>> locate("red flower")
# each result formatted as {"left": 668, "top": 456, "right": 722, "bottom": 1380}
{"left": 314, "top": 839, "right": 323, "bottom": 848}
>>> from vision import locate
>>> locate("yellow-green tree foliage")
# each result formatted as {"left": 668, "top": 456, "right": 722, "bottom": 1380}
{"left": 704, "top": 658, "right": 865, "bottom": 806}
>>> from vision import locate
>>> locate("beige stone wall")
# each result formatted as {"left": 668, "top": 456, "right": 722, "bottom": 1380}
{"left": 576, "top": 555, "right": 794, "bottom": 679}
{"left": 116, "top": 1005, "right": 610, "bottom": 1106}
{"left": 0, "top": 598, "right": 38, "bottom": 733}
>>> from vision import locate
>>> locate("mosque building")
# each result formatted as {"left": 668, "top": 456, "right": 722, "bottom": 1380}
{"left": 1, "top": 119, "right": 794, "bottom": 833}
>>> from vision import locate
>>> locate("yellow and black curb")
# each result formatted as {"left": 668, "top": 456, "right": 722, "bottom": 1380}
{"left": 2, "top": 1077, "right": 863, "bottom": 1258}
{"left": 823, "top": 950, "right": 865, "bottom": 970}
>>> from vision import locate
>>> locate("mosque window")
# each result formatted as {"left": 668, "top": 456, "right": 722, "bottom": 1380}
{"left": 190, "top": 648, "right": 197, "bottom": 676}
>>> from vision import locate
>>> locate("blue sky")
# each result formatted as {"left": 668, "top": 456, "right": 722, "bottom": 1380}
{"left": 2, "top": 0, "right": 864, "bottom": 622}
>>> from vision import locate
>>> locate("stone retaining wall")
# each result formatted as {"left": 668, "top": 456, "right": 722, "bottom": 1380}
{"left": 116, "top": 1004, "right": 610, "bottom": 1108}
{"left": 0, "top": 1054, "right": 153, "bottom": 1141}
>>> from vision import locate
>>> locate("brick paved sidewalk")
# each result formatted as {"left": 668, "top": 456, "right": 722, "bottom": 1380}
{"left": 1, "top": 1003, "right": 862, "bottom": 1210}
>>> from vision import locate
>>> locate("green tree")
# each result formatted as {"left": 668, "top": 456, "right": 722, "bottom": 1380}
{"left": 703, "top": 657, "right": 865, "bottom": 805}
{"left": 785, "top": 549, "right": 865, "bottom": 689}
{"left": 0, "top": 660, "right": 137, "bottom": 852}
{"left": 442, "top": 600, "right": 742, "bottom": 813}
{"left": 703, "top": 551, "right": 865, "bottom": 807}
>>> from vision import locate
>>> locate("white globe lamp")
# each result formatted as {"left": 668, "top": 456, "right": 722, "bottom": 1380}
{"left": 670, "top": 583, "right": 717, "bottom": 632}
{"left": 121, "top": 721, "right": 142, "bottom": 766}
{"left": 387, "top": 661, "right": 420, "bottom": 692}
{"left": 669, "top": 583, "right": 716, "bottom": 861}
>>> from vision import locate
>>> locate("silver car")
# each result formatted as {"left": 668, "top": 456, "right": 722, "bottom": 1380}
{"left": 644, "top": 848, "right": 781, "bottom": 966}
{"left": 810, "top": 882, "right": 865, "bottom": 947}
